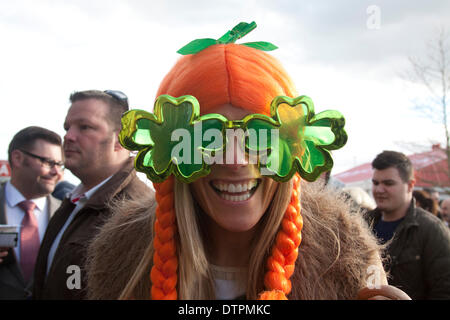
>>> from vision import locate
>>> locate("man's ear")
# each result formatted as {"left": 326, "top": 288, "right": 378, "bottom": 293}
{"left": 10, "top": 149, "right": 23, "bottom": 169}
{"left": 113, "top": 132, "right": 125, "bottom": 152}
{"left": 407, "top": 178, "right": 416, "bottom": 193}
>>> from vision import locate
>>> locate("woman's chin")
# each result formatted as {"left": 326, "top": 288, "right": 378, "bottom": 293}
{"left": 212, "top": 215, "right": 259, "bottom": 233}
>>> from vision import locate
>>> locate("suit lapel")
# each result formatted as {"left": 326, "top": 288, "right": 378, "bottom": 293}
{"left": 34, "top": 198, "right": 75, "bottom": 291}
{"left": 0, "top": 184, "right": 7, "bottom": 224}
{"left": 46, "top": 195, "right": 61, "bottom": 219}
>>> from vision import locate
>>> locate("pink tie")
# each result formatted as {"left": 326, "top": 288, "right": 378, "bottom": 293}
{"left": 18, "top": 200, "right": 40, "bottom": 282}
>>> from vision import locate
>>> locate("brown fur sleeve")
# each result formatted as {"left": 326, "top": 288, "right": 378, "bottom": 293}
{"left": 289, "top": 181, "right": 386, "bottom": 299}
{"left": 85, "top": 195, "right": 156, "bottom": 299}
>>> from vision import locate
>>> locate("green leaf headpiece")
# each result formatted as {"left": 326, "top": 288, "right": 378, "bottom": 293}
{"left": 177, "top": 21, "right": 277, "bottom": 55}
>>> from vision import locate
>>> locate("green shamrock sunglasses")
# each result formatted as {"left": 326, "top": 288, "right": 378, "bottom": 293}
{"left": 119, "top": 94, "right": 347, "bottom": 184}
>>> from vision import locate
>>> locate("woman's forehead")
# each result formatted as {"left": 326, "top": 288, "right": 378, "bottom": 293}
{"left": 208, "top": 103, "right": 251, "bottom": 120}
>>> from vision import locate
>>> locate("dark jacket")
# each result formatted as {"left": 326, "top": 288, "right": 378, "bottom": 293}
{"left": 33, "top": 158, "right": 151, "bottom": 299}
{"left": 0, "top": 183, "right": 60, "bottom": 299}
{"left": 366, "top": 200, "right": 450, "bottom": 300}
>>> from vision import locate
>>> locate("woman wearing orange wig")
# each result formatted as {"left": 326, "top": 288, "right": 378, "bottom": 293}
{"left": 86, "top": 22, "right": 410, "bottom": 300}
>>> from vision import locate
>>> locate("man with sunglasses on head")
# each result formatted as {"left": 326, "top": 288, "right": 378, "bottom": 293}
{"left": 33, "top": 90, "right": 150, "bottom": 299}
{"left": 0, "top": 126, "right": 63, "bottom": 299}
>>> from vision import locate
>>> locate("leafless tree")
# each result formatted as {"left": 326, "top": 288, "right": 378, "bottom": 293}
{"left": 406, "top": 27, "right": 450, "bottom": 181}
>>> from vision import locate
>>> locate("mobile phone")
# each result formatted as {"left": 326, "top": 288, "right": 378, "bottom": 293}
{"left": 0, "top": 225, "right": 19, "bottom": 248}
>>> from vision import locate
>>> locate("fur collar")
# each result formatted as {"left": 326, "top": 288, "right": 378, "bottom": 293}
{"left": 86, "top": 181, "right": 384, "bottom": 299}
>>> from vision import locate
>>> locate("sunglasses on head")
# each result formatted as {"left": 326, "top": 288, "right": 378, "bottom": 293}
{"left": 104, "top": 90, "right": 129, "bottom": 108}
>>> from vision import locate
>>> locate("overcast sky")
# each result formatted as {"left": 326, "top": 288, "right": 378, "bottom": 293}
{"left": 1, "top": 0, "right": 449, "bottom": 185}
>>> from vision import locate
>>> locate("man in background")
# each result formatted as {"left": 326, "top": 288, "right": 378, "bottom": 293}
{"left": 367, "top": 150, "right": 450, "bottom": 299}
{"left": 440, "top": 198, "right": 450, "bottom": 227}
{"left": 33, "top": 90, "right": 150, "bottom": 299}
{"left": 423, "top": 187, "right": 440, "bottom": 204}
{"left": 0, "top": 126, "right": 63, "bottom": 299}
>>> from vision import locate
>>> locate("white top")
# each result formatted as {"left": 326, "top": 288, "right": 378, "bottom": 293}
{"left": 46, "top": 176, "right": 112, "bottom": 274}
{"left": 4, "top": 181, "right": 49, "bottom": 263}
{"left": 210, "top": 264, "right": 247, "bottom": 300}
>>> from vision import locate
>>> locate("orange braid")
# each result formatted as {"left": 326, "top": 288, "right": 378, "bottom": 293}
{"left": 259, "top": 173, "right": 303, "bottom": 300}
{"left": 151, "top": 176, "right": 178, "bottom": 300}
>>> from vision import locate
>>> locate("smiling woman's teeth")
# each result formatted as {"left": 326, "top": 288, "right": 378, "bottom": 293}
{"left": 214, "top": 180, "right": 257, "bottom": 192}
{"left": 221, "top": 193, "right": 251, "bottom": 201}
{"left": 212, "top": 180, "right": 258, "bottom": 202}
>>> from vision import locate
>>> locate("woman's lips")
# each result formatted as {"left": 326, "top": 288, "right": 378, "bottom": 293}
{"left": 209, "top": 179, "right": 260, "bottom": 202}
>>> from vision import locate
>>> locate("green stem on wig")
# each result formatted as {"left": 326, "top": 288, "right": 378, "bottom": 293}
{"left": 177, "top": 21, "right": 277, "bottom": 55}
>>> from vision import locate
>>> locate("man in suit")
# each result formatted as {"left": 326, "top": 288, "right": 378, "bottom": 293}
{"left": 0, "top": 126, "right": 63, "bottom": 299}
{"left": 33, "top": 90, "right": 150, "bottom": 299}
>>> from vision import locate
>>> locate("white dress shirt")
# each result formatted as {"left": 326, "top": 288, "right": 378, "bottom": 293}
{"left": 46, "top": 176, "right": 112, "bottom": 274}
{"left": 4, "top": 181, "right": 49, "bottom": 263}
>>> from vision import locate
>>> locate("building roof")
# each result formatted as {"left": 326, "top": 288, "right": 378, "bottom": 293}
{"left": 333, "top": 145, "right": 450, "bottom": 188}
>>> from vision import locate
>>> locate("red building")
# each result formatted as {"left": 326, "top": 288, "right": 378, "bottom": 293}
{"left": 333, "top": 145, "right": 450, "bottom": 194}
{"left": 0, "top": 160, "right": 11, "bottom": 183}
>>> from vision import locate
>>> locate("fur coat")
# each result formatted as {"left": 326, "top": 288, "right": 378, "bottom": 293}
{"left": 86, "top": 181, "right": 386, "bottom": 299}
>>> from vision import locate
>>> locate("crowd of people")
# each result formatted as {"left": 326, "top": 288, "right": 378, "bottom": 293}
{"left": 1, "top": 22, "right": 450, "bottom": 301}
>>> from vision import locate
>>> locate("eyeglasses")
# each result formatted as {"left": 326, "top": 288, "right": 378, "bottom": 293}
{"left": 104, "top": 90, "right": 129, "bottom": 108}
{"left": 19, "top": 149, "right": 65, "bottom": 171}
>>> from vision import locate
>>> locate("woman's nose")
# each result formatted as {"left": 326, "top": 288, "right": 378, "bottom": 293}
{"left": 223, "top": 132, "right": 249, "bottom": 169}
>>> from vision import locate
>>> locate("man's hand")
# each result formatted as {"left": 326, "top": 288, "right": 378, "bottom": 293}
{"left": 357, "top": 285, "right": 412, "bottom": 300}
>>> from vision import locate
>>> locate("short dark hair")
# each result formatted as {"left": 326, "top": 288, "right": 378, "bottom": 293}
{"left": 372, "top": 150, "right": 414, "bottom": 182}
{"left": 69, "top": 90, "right": 129, "bottom": 131}
{"left": 8, "top": 126, "right": 62, "bottom": 166}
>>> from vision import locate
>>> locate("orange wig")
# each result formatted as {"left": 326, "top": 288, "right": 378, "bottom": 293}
{"left": 157, "top": 43, "right": 298, "bottom": 115}
{"left": 151, "top": 43, "right": 303, "bottom": 300}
